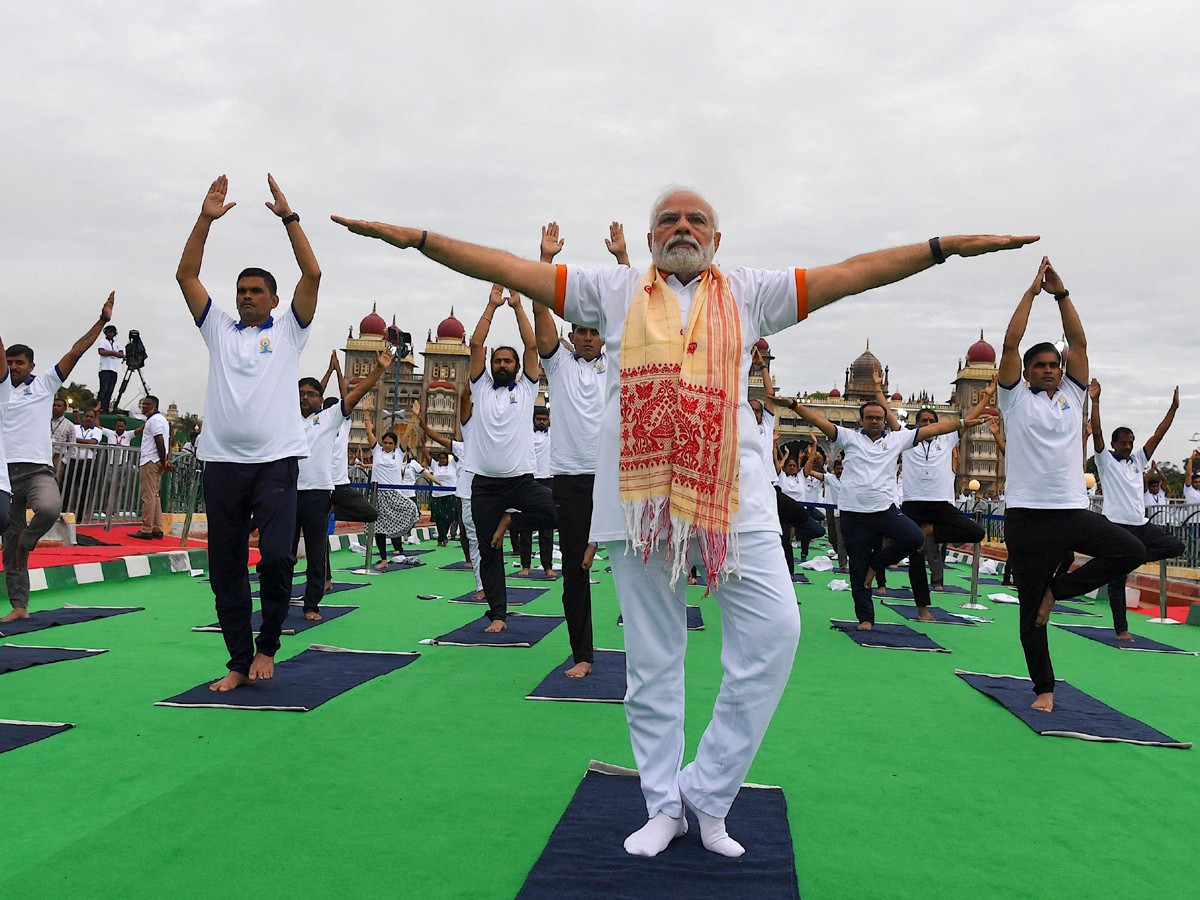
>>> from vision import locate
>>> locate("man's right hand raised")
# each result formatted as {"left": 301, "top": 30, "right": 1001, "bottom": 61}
{"left": 201, "top": 175, "right": 236, "bottom": 221}
{"left": 540, "top": 222, "right": 564, "bottom": 263}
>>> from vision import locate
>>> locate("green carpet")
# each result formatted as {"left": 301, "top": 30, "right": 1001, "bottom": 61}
{"left": 1, "top": 546, "right": 1198, "bottom": 899}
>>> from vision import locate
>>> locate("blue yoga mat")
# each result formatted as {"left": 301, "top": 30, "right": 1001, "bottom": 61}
{"left": 619, "top": 606, "right": 704, "bottom": 631}
{"left": 0, "top": 719, "right": 75, "bottom": 754}
{"left": 988, "top": 597, "right": 1101, "bottom": 616}
{"left": 515, "top": 762, "right": 800, "bottom": 900}
{"left": 526, "top": 650, "right": 627, "bottom": 703}
{"left": 439, "top": 560, "right": 474, "bottom": 571}
{"left": 0, "top": 605, "right": 144, "bottom": 637}
{"left": 956, "top": 670, "right": 1191, "bottom": 748}
{"left": 338, "top": 559, "right": 426, "bottom": 574}
{"left": 251, "top": 582, "right": 368, "bottom": 601}
{"left": 830, "top": 619, "right": 949, "bottom": 652}
{"left": 508, "top": 571, "right": 561, "bottom": 581}
{"left": 882, "top": 602, "right": 987, "bottom": 627}
{"left": 156, "top": 644, "right": 419, "bottom": 711}
{"left": 446, "top": 587, "right": 548, "bottom": 606}
{"left": 1052, "top": 624, "right": 1199, "bottom": 655}
{"left": 192, "top": 604, "right": 356, "bottom": 636}
{"left": 872, "top": 587, "right": 915, "bottom": 600}
{"left": 791, "top": 573, "right": 810, "bottom": 585}
{"left": 422, "top": 613, "right": 564, "bottom": 647}
{"left": 0, "top": 644, "right": 108, "bottom": 674}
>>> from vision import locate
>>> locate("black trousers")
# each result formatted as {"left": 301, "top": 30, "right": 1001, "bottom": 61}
{"left": 97, "top": 369, "right": 117, "bottom": 412}
{"left": 1005, "top": 507, "right": 1146, "bottom": 695}
{"left": 775, "top": 487, "right": 824, "bottom": 575}
{"left": 204, "top": 458, "right": 299, "bottom": 675}
{"left": 292, "top": 489, "right": 331, "bottom": 612}
{"left": 901, "top": 500, "right": 986, "bottom": 606}
{"left": 472, "top": 474, "right": 556, "bottom": 621}
{"left": 326, "top": 481, "right": 378, "bottom": 576}
{"left": 1105, "top": 521, "right": 1184, "bottom": 633}
{"left": 554, "top": 474, "right": 595, "bottom": 665}
{"left": 840, "top": 506, "right": 925, "bottom": 624}
{"left": 516, "top": 477, "right": 555, "bottom": 570}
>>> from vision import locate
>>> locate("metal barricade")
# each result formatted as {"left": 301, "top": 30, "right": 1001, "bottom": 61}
{"left": 53, "top": 440, "right": 143, "bottom": 529}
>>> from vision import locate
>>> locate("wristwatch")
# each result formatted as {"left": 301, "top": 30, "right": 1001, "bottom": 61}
{"left": 281, "top": 213, "right": 300, "bottom": 226}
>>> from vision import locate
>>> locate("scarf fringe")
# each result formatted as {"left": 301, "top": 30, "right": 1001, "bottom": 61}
{"left": 623, "top": 499, "right": 741, "bottom": 596}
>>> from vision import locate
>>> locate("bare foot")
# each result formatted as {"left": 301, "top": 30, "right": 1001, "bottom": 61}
{"left": 484, "top": 619, "right": 507, "bottom": 633}
{"left": 864, "top": 566, "right": 876, "bottom": 589}
{"left": 1, "top": 607, "right": 30, "bottom": 622}
{"left": 582, "top": 544, "right": 597, "bottom": 570}
{"left": 564, "top": 661, "right": 592, "bottom": 678}
{"left": 856, "top": 621, "right": 873, "bottom": 631}
{"left": 1032, "top": 692, "right": 1054, "bottom": 712}
{"left": 209, "top": 670, "right": 251, "bottom": 692}
{"left": 917, "top": 606, "right": 936, "bottom": 622}
{"left": 472, "top": 589, "right": 486, "bottom": 600}
{"left": 492, "top": 513, "right": 512, "bottom": 549}
{"left": 543, "top": 568, "right": 558, "bottom": 580}
{"left": 875, "top": 585, "right": 888, "bottom": 597}
{"left": 248, "top": 653, "right": 275, "bottom": 682}
{"left": 304, "top": 610, "right": 322, "bottom": 621}
{"left": 324, "top": 580, "right": 332, "bottom": 591}
{"left": 373, "top": 559, "right": 390, "bottom": 571}
{"left": 1034, "top": 586, "right": 1056, "bottom": 627}
{"left": 1115, "top": 631, "right": 1134, "bottom": 643}
{"left": 931, "top": 584, "right": 945, "bottom": 592}
{"left": 517, "top": 567, "right": 532, "bottom": 576}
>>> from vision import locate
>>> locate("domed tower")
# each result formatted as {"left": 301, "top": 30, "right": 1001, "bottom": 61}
{"left": 844, "top": 340, "right": 888, "bottom": 402}
{"left": 420, "top": 307, "right": 471, "bottom": 441}
{"left": 953, "top": 329, "right": 1004, "bottom": 497}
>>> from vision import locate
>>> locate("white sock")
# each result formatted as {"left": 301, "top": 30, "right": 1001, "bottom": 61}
{"left": 681, "top": 793, "right": 744, "bottom": 857}
{"left": 623, "top": 812, "right": 687, "bottom": 857}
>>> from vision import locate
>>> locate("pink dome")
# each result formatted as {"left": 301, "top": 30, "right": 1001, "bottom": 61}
{"left": 966, "top": 330, "right": 996, "bottom": 365}
{"left": 360, "top": 304, "right": 386, "bottom": 337}
{"left": 437, "top": 309, "right": 466, "bottom": 341}
{"left": 829, "top": 388, "right": 841, "bottom": 398}
{"left": 754, "top": 338, "right": 769, "bottom": 352}
{"left": 890, "top": 392, "right": 903, "bottom": 401}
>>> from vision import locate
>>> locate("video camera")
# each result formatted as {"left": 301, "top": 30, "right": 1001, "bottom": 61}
{"left": 125, "top": 330, "right": 148, "bottom": 370}
{"left": 386, "top": 325, "right": 412, "bottom": 361}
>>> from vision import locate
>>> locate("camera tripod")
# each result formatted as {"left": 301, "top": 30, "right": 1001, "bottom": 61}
{"left": 113, "top": 365, "right": 151, "bottom": 415}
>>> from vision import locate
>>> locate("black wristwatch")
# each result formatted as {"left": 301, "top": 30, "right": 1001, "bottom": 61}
{"left": 281, "top": 213, "right": 300, "bottom": 226}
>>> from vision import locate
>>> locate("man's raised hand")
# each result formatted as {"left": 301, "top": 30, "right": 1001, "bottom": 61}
{"left": 605, "top": 222, "right": 627, "bottom": 258}
{"left": 1170, "top": 386, "right": 1180, "bottom": 410}
{"left": 506, "top": 290, "right": 522, "bottom": 309}
{"left": 201, "top": 175, "right": 236, "bottom": 221}
{"left": 377, "top": 348, "right": 395, "bottom": 369}
{"left": 1040, "top": 259, "right": 1066, "bottom": 296}
{"left": 101, "top": 291, "right": 116, "bottom": 322}
{"left": 540, "top": 222, "right": 564, "bottom": 262}
{"left": 264, "top": 174, "right": 293, "bottom": 218}
{"left": 1088, "top": 378, "right": 1101, "bottom": 402}
{"left": 946, "top": 234, "right": 1041, "bottom": 258}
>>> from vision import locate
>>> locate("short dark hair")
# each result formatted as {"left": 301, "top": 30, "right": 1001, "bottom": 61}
{"left": 323, "top": 397, "right": 340, "bottom": 410}
{"left": 298, "top": 377, "right": 324, "bottom": 395}
{"left": 1111, "top": 426, "right": 1135, "bottom": 443}
{"left": 1148, "top": 474, "right": 1161, "bottom": 484}
{"left": 1022, "top": 342, "right": 1061, "bottom": 370}
{"left": 382, "top": 431, "right": 398, "bottom": 444}
{"left": 859, "top": 400, "right": 887, "bottom": 419}
{"left": 115, "top": 417, "right": 127, "bottom": 424}
{"left": 533, "top": 406, "right": 549, "bottom": 417}
{"left": 6, "top": 344, "right": 33, "bottom": 363}
{"left": 144, "top": 394, "right": 159, "bottom": 409}
{"left": 492, "top": 346, "right": 521, "bottom": 375}
{"left": 237, "top": 267, "right": 278, "bottom": 296}
{"left": 915, "top": 407, "right": 939, "bottom": 424}
{"left": 103, "top": 324, "right": 118, "bottom": 334}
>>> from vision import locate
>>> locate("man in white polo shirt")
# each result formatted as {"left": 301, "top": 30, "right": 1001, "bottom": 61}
{"left": 177, "top": 174, "right": 321, "bottom": 692}
{"left": 1089, "top": 378, "right": 1183, "bottom": 641}
{"left": 128, "top": 395, "right": 172, "bottom": 540}
{"left": 332, "top": 188, "right": 1035, "bottom": 858}
{"left": 468, "top": 285, "right": 556, "bottom": 633}
{"left": 96, "top": 324, "right": 123, "bottom": 413}
{"left": 0, "top": 332, "right": 11, "bottom": 537}
{"left": 998, "top": 258, "right": 1144, "bottom": 712}
{"left": 1185, "top": 451, "right": 1200, "bottom": 505}
{"left": 3, "top": 294, "right": 116, "bottom": 621}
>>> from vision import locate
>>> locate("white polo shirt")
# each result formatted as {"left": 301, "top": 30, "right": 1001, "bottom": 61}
{"left": 371, "top": 444, "right": 405, "bottom": 487}
{"left": 331, "top": 420, "right": 351, "bottom": 487}
{"left": 556, "top": 263, "right": 807, "bottom": 542}
{"left": 0, "top": 372, "right": 11, "bottom": 493}
{"left": 98, "top": 338, "right": 121, "bottom": 374}
{"left": 5, "top": 367, "right": 66, "bottom": 465}
{"left": 74, "top": 424, "right": 104, "bottom": 460}
{"left": 104, "top": 428, "right": 133, "bottom": 447}
{"left": 138, "top": 412, "right": 170, "bottom": 466}
{"left": 902, "top": 429, "right": 958, "bottom": 503}
{"left": 431, "top": 456, "right": 458, "bottom": 490}
{"left": 997, "top": 376, "right": 1088, "bottom": 510}
{"left": 1144, "top": 489, "right": 1169, "bottom": 507}
{"left": 541, "top": 343, "right": 606, "bottom": 476}
{"left": 1094, "top": 447, "right": 1149, "bottom": 526}
{"left": 400, "top": 458, "right": 423, "bottom": 499}
{"left": 452, "top": 432, "right": 475, "bottom": 501}
{"left": 297, "top": 402, "right": 348, "bottom": 491}
{"left": 779, "top": 470, "right": 805, "bottom": 501}
{"left": 804, "top": 473, "right": 826, "bottom": 506}
{"left": 758, "top": 410, "right": 778, "bottom": 487}
{"left": 831, "top": 425, "right": 919, "bottom": 514}
{"left": 823, "top": 472, "right": 842, "bottom": 516}
{"left": 1184, "top": 485, "right": 1200, "bottom": 505}
{"left": 470, "top": 368, "right": 538, "bottom": 478}
{"left": 195, "top": 299, "right": 310, "bottom": 464}
{"left": 533, "top": 429, "right": 551, "bottom": 479}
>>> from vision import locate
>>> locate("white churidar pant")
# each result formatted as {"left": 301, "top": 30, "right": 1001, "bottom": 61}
{"left": 459, "top": 495, "right": 484, "bottom": 591}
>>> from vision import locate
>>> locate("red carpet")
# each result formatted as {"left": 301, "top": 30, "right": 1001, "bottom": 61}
{"left": 1131, "top": 604, "right": 1191, "bottom": 623}
{"left": 0, "top": 526, "right": 260, "bottom": 571}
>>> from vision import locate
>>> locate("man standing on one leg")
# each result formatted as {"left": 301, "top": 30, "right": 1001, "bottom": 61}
{"left": 332, "top": 187, "right": 1035, "bottom": 857}
{"left": 3, "top": 294, "right": 115, "bottom": 621}
{"left": 1089, "top": 379, "right": 1184, "bottom": 641}
{"left": 998, "top": 258, "right": 1144, "bottom": 711}
{"left": 128, "top": 395, "right": 172, "bottom": 540}
{"left": 177, "top": 174, "right": 321, "bottom": 692}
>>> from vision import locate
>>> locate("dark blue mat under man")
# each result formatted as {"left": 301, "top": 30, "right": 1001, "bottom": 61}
{"left": 955, "top": 670, "right": 1192, "bottom": 748}
{"left": 883, "top": 602, "right": 987, "bottom": 626}
{"left": 515, "top": 761, "right": 800, "bottom": 900}
{"left": 422, "top": 613, "right": 564, "bottom": 647}
{"left": 1052, "top": 624, "right": 1199, "bottom": 655}
{"left": 192, "top": 604, "right": 357, "bottom": 636}
{"left": 446, "top": 586, "right": 548, "bottom": 606}
{"left": 830, "top": 619, "right": 949, "bottom": 652}
{"left": 526, "top": 650, "right": 627, "bottom": 703}
{"left": 0, "top": 605, "right": 144, "bottom": 637}
{"left": 251, "top": 582, "right": 368, "bottom": 601}
{"left": 0, "top": 720, "right": 75, "bottom": 754}
{"left": 0, "top": 644, "right": 108, "bottom": 674}
{"left": 156, "top": 645, "right": 419, "bottom": 711}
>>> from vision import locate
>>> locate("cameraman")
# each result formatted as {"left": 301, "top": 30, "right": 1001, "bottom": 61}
{"left": 97, "top": 325, "right": 124, "bottom": 413}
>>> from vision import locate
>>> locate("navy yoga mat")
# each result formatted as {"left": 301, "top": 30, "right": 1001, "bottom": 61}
{"left": 422, "top": 613, "right": 564, "bottom": 647}
{"left": 1052, "top": 623, "right": 1199, "bottom": 654}
{"left": 156, "top": 645, "right": 419, "bottom": 711}
{"left": 526, "top": 650, "right": 627, "bottom": 703}
{"left": 339, "top": 559, "right": 426, "bottom": 574}
{"left": 192, "top": 604, "right": 356, "bottom": 636}
{"left": 988, "top": 597, "right": 1101, "bottom": 616}
{"left": 439, "top": 560, "right": 474, "bottom": 571}
{"left": 882, "top": 602, "right": 988, "bottom": 626}
{"left": 0, "top": 644, "right": 108, "bottom": 674}
{"left": 872, "top": 587, "right": 915, "bottom": 600}
{"left": 515, "top": 762, "right": 801, "bottom": 900}
{"left": 618, "top": 606, "right": 704, "bottom": 631}
{"left": 446, "top": 587, "right": 548, "bottom": 606}
{"left": 508, "top": 571, "right": 561, "bottom": 581}
{"left": 0, "top": 719, "right": 75, "bottom": 754}
{"left": 251, "top": 582, "right": 368, "bottom": 601}
{"left": 955, "top": 670, "right": 1191, "bottom": 748}
{"left": 830, "top": 619, "right": 949, "bottom": 652}
{"left": 0, "top": 605, "right": 143, "bottom": 637}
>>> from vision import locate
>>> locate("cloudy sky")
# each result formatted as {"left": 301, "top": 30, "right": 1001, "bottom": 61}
{"left": 5, "top": 2, "right": 1197, "bottom": 463}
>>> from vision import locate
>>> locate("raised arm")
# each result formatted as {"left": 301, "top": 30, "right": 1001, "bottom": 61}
{"left": 59, "top": 293, "right": 116, "bottom": 378}
{"left": 999, "top": 259, "right": 1048, "bottom": 386}
{"left": 805, "top": 234, "right": 1039, "bottom": 313}
{"left": 1042, "top": 261, "right": 1087, "bottom": 385}
{"left": 790, "top": 399, "right": 838, "bottom": 442}
{"left": 343, "top": 349, "right": 393, "bottom": 413}
{"left": 869, "top": 366, "right": 902, "bottom": 433}
{"left": 963, "top": 377, "right": 997, "bottom": 426}
{"left": 1187, "top": 450, "right": 1198, "bottom": 484}
{"left": 508, "top": 291, "right": 540, "bottom": 379}
{"left": 775, "top": 443, "right": 791, "bottom": 475}
{"left": 321, "top": 350, "right": 347, "bottom": 398}
{"left": 362, "top": 397, "right": 378, "bottom": 449}
{"left": 1142, "top": 387, "right": 1180, "bottom": 459}
{"left": 534, "top": 223, "right": 564, "bottom": 356}
{"left": 470, "top": 285, "right": 505, "bottom": 380}
{"left": 264, "top": 174, "right": 321, "bottom": 326}
{"left": 458, "top": 379, "right": 473, "bottom": 426}
{"left": 985, "top": 416, "right": 1006, "bottom": 456}
{"left": 177, "top": 175, "right": 236, "bottom": 321}
{"left": 1087, "top": 379, "right": 1105, "bottom": 454}
{"left": 916, "top": 415, "right": 981, "bottom": 443}
{"left": 605, "top": 222, "right": 631, "bottom": 267}
{"left": 330, "top": 217, "right": 558, "bottom": 308}
{"left": 754, "top": 347, "right": 777, "bottom": 415}
{"left": 416, "top": 405, "right": 454, "bottom": 452}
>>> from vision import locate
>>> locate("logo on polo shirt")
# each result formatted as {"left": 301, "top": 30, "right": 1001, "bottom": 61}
{"left": 1058, "top": 396, "right": 1070, "bottom": 410}
{"left": 509, "top": 392, "right": 518, "bottom": 405}
{"left": 22, "top": 386, "right": 32, "bottom": 396}
{"left": 260, "top": 337, "right": 272, "bottom": 354}
{"left": 312, "top": 415, "right": 320, "bottom": 426}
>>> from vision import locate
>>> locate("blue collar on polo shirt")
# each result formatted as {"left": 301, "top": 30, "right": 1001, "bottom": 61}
{"left": 23, "top": 375, "right": 34, "bottom": 386}
{"left": 493, "top": 380, "right": 517, "bottom": 392}
{"left": 235, "top": 316, "right": 274, "bottom": 331}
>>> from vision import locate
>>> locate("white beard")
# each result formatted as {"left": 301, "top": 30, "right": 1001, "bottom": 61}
{"left": 652, "top": 236, "right": 714, "bottom": 274}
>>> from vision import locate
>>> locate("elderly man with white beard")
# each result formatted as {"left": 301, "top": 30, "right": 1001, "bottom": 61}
{"left": 332, "top": 191, "right": 1036, "bottom": 859}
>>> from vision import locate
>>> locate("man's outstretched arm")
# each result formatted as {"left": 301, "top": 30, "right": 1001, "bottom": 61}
{"left": 470, "top": 285, "right": 505, "bottom": 379}
{"left": 1144, "top": 387, "right": 1180, "bottom": 459}
{"left": 177, "top": 175, "right": 236, "bottom": 321}
{"left": 266, "top": 174, "right": 321, "bottom": 326}
{"left": 789, "top": 400, "right": 839, "bottom": 442}
{"left": 58, "top": 293, "right": 116, "bottom": 378}
{"left": 534, "top": 223, "right": 564, "bottom": 356}
{"left": 1043, "top": 261, "right": 1088, "bottom": 386}
{"left": 806, "top": 234, "right": 1039, "bottom": 313}
{"left": 999, "top": 258, "right": 1049, "bottom": 387}
{"left": 330, "top": 217, "right": 559, "bottom": 308}
{"left": 509, "top": 291, "right": 540, "bottom": 379}
{"left": 344, "top": 350, "right": 394, "bottom": 413}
